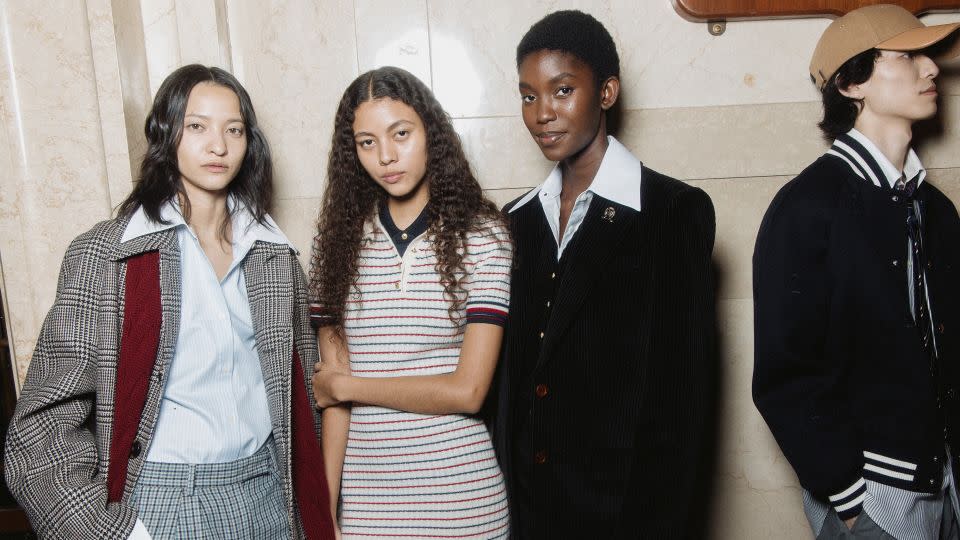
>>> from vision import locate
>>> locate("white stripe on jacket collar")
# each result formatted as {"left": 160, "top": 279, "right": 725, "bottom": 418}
{"left": 833, "top": 128, "right": 926, "bottom": 189}
{"left": 509, "top": 136, "right": 644, "bottom": 213}
{"left": 120, "top": 197, "right": 294, "bottom": 250}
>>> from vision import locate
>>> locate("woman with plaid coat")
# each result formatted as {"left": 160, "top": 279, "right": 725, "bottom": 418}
{"left": 3, "top": 65, "right": 335, "bottom": 540}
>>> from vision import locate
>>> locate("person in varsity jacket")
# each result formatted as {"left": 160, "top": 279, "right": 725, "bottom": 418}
{"left": 753, "top": 5, "right": 960, "bottom": 539}
{"left": 493, "top": 10, "right": 718, "bottom": 539}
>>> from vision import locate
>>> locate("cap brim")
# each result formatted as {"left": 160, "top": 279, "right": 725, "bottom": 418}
{"left": 877, "top": 23, "right": 960, "bottom": 59}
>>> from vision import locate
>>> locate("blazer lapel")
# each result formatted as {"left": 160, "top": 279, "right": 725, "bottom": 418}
{"left": 538, "top": 197, "right": 640, "bottom": 368}
{"left": 243, "top": 242, "right": 294, "bottom": 447}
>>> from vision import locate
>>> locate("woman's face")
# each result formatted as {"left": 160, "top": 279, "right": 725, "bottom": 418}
{"left": 176, "top": 83, "right": 247, "bottom": 199}
{"left": 352, "top": 98, "right": 429, "bottom": 203}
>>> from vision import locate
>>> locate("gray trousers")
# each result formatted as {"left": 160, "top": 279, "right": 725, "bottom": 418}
{"left": 130, "top": 441, "right": 289, "bottom": 540}
{"left": 817, "top": 498, "right": 960, "bottom": 540}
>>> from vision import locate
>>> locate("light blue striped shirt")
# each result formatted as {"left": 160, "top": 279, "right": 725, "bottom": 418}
{"left": 120, "top": 199, "right": 293, "bottom": 464}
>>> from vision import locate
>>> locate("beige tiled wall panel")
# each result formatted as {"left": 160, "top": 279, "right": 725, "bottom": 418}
{"left": 225, "top": 0, "right": 358, "bottom": 201}
{"left": 355, "top": 0, "right": 432, "bottom": 86}
{"left": 0, "top": 0, "right": 116, "bottom": 386}
{"left": 709, "top": 298, "right": 809, "bottom": 540}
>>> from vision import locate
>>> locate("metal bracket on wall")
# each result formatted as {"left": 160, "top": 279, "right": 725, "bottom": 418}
{"left": 708, "top": 20, "right": 726, "bottom": 35}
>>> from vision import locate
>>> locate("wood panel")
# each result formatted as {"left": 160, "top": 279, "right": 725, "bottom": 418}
{"left": 673, "top": 0, "right": 960, "bottom": 21}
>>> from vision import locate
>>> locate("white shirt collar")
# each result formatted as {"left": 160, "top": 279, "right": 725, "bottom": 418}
{"left": 120, "top": 197, "right": 294, "bottom": 250}
{"left": 509, "top": 136, "right": 644, "bottom": 213}
{"left": 846, "top": 128, "right": 926, "bottom": 188}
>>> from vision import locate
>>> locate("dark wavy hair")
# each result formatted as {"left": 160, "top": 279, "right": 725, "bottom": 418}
{"left": 117, "top": 64, "right": 273, "bottom": 229}
{"left": 818, "top": 49, "right": 880, "bottom": 140}
{"left": 309, "top": 66, "right": 505, "bottom": 327}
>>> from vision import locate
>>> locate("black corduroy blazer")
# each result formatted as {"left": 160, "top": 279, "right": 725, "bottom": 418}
{"left": 752, "top": 155, "right": 960, "bottom": 518}
{"left": 493, "top": 166, "right": 718, "bottom": 539}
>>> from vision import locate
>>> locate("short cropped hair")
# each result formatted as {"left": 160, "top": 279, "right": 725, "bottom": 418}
{"left": 516, "top": 10, "right": 620, "bottom": 85}
{"left": 818, "top": 48, "right": 880, "bottom": 140}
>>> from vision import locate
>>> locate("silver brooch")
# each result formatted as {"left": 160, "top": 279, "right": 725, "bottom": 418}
{"left": 602, "top": 206, "right": 616, "bottom": 222}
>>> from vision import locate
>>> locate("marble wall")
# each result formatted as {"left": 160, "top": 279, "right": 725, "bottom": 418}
{"left": 2, "top": 1, "right": 960, "bottom": 537}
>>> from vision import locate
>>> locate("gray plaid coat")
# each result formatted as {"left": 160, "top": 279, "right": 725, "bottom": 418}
{"left": 3, "top": 215, "right": 322, "bottom": 539}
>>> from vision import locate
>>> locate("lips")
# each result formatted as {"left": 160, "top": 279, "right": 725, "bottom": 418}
{"left": 203, "top": 163, "right": 229, "bottom": 172}
{"left": 381, "top": 171, "right": 406, "bottom": 184}
{"left": 535, "top": 131, "right": 565, "bottom": 146}
{"left": 921, "top": 85, "right": 938, "bottom": 96}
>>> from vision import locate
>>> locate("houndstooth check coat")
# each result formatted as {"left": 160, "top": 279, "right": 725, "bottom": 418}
{"left": 3, "top": 215, "right": 325, "bottom": 539}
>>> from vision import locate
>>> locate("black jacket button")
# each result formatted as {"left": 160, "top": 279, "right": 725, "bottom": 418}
{"left": 130, "top": 441, "right": 142, "bottom": 458}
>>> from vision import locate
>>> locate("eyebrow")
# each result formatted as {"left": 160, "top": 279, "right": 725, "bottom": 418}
{"left": 354, "top": 119, "right": 415, "bottom": 138}
{"left": 184, "top": 113, "right": 244, "bottom": 123}
{"left": 519, "top": 72, "right": 578, "bottom": 89}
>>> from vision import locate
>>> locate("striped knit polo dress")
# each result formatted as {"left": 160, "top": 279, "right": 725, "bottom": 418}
{"left": 317, "top": 214, "right": 512, "bottom": 539}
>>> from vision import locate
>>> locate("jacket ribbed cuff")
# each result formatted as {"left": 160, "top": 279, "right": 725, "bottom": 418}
{"left": 828, "top": 477, "right": 865, "bottom": 520}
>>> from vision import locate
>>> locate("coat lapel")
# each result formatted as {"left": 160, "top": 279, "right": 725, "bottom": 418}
{"left": 243, "top": 242, "right": 294, "bottom": 457}
{"left": 538, "top": 197, "right": 641, "bottom": 368}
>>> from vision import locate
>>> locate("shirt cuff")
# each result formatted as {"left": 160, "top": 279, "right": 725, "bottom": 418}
{"left": 128, "top": 518, "right": 153, "bottom": 540}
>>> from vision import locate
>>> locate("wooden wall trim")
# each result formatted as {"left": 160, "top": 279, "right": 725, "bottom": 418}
{"left": 672, "top": 0, "right": 960, "bottom": 21}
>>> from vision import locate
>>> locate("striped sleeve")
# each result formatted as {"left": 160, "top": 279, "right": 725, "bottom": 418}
{"left": 464, "top": 221, "right": 512, "bottom": 326}
{"left": 828, "top": 476, "right": 866, "bottom": 520}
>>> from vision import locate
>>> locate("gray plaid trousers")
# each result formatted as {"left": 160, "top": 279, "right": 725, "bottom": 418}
{"left": 130, "top": 441, "right": 289, "bottom": 539}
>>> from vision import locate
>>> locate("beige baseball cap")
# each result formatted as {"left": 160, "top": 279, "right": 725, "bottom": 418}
{"left": 810, "top": 4, "right": 960, "bottom": 90}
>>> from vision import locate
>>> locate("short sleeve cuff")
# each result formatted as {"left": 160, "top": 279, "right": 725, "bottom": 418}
{"left": 309, "top": 303, "right": 338, "bottom": 329}
{"left": 465, "top": 305, "right": 508, "bottom": 327}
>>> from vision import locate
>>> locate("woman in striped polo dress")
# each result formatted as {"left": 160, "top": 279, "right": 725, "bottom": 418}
{"left": 308, "top": 66, "right": 512, "bottom": 539}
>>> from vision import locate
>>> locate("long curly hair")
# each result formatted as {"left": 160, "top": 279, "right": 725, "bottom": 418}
{"left": 309, "top": 66, "right": 504, "bottom": 328}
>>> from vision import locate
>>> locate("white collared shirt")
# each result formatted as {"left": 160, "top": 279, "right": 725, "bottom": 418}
{"left": 120, "top": 199, "right": 293, "bottom": 464}
{"left": 509, "top": 136, "right": 643, "bottom": 259}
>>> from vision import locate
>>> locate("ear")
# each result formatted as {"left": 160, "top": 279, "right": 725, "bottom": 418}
{"left": 837, "top": 79, "right": 864, "bottom": 100}
{"left": 600, "top": 76, "right": 620, "bottom": 111}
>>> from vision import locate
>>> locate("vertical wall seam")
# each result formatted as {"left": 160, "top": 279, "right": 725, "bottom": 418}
{"left": 352, "top": 0, "right": 361, "bottom": 74}
{"left": 82, "top": 0, "right": 119, "bottom": 214}
{"left": 215, "top": 0, "right": 232, "bottom": 72}
{"left": 424, "top": 0, "right": 433, "bottom": 89}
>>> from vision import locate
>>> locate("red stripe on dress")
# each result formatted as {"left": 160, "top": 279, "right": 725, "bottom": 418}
{"left": 343, "top": 507, "right": 505, "bottom": 522}
{"left": 347, "top": 332, "right": 463, "bottom": 339}
{"left": 349, "top": 423, "right": 478, "bottom": 442}
{"left": 351, "top": 345, "right": 460, "bottom": 355}
{"left": 346, "top": 487, "right": 506, "bottom": 506}
{"left": 345, "top": 439, "right": 487, "bottom": 459}
{"left": 345, "top": 472, "right": 501, "bottom": 490}
{"left": 343, "top": 521, "right": 508, "bottom": 539}
{"left": 347, "top": 457, "right": 496, "bottom": 474}
{"left": 350, "top": 414, "right": 443, "bottom": 425}
{"left": 352, "top": 363, "right": 459, "bottom": 374}
{"left": 347, "top": 314, "right": 453, "bottom": 320}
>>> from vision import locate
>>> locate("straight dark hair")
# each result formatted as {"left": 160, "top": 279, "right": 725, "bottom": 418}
{"left": 818, "top": 49, "right": 881, "bottom": 140}
{"left": 117, "top": 64, "right": 273, "bottom": 226}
